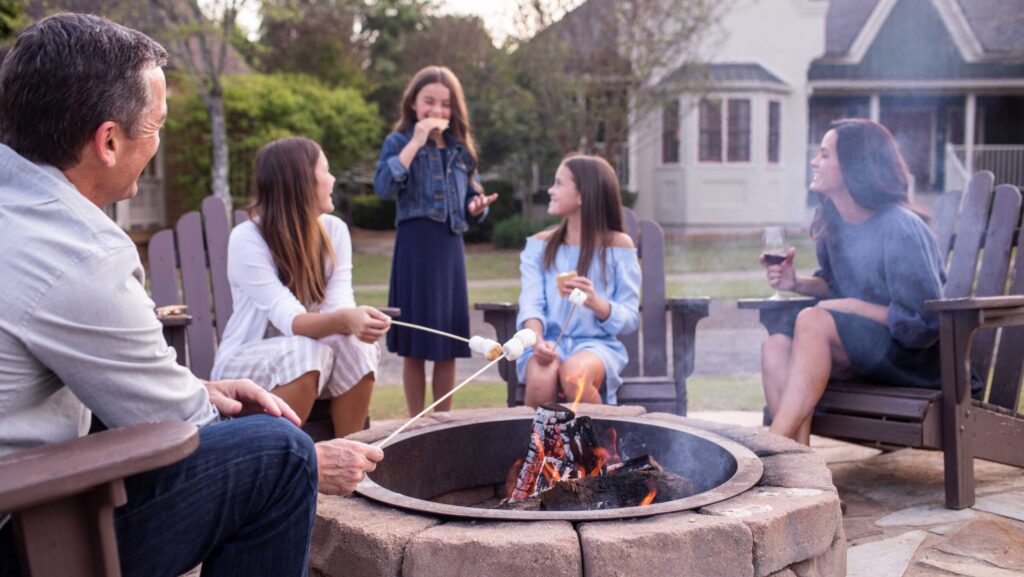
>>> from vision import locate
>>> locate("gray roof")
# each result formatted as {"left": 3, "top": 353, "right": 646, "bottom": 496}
{"left": 659, "top": 63, "right": 788, "bottom": 90}
{"left": 825, "top": 0, "right": 881, "bottom": 55}
{"left": 956, "top": 0, "right": 1024, "bottom": 54}
{"left": 825, "top": 0, "right": 1024, "bottom": 58}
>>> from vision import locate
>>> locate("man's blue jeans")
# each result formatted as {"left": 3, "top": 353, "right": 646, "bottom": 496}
{"left": 1, "top": 415, "right": 318, "bottom": 577}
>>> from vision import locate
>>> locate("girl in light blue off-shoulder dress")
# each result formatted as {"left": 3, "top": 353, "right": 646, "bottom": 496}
{"left": 516, "top": 155, "right": 641, "bottom": 407}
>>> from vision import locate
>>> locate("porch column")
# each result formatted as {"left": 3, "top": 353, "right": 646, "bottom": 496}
{"left": 869, "top": 94, "right": 880, "bottom": 122}
{"left": 964, "top": 93, "right": 976, "bottom": 173}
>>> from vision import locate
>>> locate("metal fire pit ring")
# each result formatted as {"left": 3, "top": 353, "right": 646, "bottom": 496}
{"left": 356, "top": 414, "right": 763, "bottom": 521}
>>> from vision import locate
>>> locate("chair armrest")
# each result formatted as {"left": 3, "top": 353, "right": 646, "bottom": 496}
{"left": 667, "top": 296, "right": 710, "bottom": 316}
{"left": 474, "top": 302, "right": 518, "bottom": 312}
{"left": 737, "top": 297, "right": 817, "bottom": 335}
{"left": 668, "top": 298, "right": 711, "bottom": 395}
{"left": 925, "top": 295, "right": 1024, "bottom": 312}
{"left": 0, "top": 421, "right": 198, "bottom": 513}
{"left": 159, "top": 315, "right": 192, "bottom": 367}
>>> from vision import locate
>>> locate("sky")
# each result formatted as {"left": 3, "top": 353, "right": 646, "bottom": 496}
{"left": 438, "top": 0, "right": 517, "bottom": 44}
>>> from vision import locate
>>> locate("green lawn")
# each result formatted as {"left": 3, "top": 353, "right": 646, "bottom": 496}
{"left": 368, "top": 374, "right": 765, "bottom": 420}
{"left": 353, "top": 250, "right": 522, "bottom": 286}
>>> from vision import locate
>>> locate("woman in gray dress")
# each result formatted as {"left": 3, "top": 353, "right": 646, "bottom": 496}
{"left": 761, "top": 119, "right": 946, "bottom": 445}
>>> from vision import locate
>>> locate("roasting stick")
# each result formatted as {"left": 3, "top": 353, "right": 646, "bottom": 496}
{"left": 553, "top": 289, "right": 587, "bottom": 349}
{"left": 376, "top": 355, "right": 505, "bottom": 448}
{"left": 389, "top": 319, "right": 470, "bottom": 344}
{"left": 552, "top": 305, "right": 578, "bottom": 349}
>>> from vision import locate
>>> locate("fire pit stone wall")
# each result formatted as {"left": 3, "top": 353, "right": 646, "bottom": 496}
{"left": 311, "top": 405, "right": 845, "bottom": 577}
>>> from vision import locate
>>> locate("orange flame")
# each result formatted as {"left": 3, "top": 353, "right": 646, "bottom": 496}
{"left": 569, "top": 371, "right": 587, "bottom": 413}
{"left": 639, "top": 488, "right": 657, "bottom": 506}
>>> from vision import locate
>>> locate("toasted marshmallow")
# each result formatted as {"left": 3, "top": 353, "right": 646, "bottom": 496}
{"left": 569, "top": 288, "right": 587, "bottom": 306}
{"left": 484, "top": 339, "right": 503, "bottom": 361}
{"left": 469, "top": 335, "right": 488, "bottom": 355}
{"left": 512, "top": 328, "right": 537, "bottom": 348}
{"left": 501, "top": 338, "right": 525, "bottom": 361}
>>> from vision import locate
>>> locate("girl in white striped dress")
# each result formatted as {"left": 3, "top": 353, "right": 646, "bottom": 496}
{"left": 212, "top": 137, "right": 391, "bottom": 438}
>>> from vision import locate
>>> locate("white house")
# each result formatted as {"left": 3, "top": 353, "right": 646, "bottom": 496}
{"left": 629, "top": 0, "right": 829, "bottom": 231}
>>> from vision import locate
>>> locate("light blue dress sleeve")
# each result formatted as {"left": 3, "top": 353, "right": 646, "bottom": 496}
{"left": 516, "top": 238, "right": 548, "bottom": 335}
{"left": 596, "top": 250, "right": 641, "bottom": 337}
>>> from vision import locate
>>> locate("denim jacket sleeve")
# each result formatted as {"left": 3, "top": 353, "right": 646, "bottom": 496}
{"left": 373, "top": 131, "right": 411, "bottom": 200}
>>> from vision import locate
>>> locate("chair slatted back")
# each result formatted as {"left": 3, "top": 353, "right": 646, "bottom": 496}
{"left": 941, "top": 172, "right": 1024, "bottom": 413}
{"left": 618, "top": 208, "right": 667, "bottom": 379}
{"left": 990, "top": 205, "right": 1024, "bottom": 412}
{"left": 149, "top": 199, "right": 241, "bottom": 380}
{"left": 932, "top": 188, "right": 961, "bottom": 261}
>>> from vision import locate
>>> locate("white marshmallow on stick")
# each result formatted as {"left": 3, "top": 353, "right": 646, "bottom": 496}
{"left": 569, "top": 288, "right": 587, "bottom": 306}
{"left": 468, "top": 335, "right": 488, "bottom": 356}
{"left": 483, "top": 339, "right": 503, "bottom": 361}
{"left": 512, "top": 328, "right": 537, "bottom": 348}
{"left": 501, "top": 338, "right": 525, "bottom": 361}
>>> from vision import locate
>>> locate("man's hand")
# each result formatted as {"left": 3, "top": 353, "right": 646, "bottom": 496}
{"left": 205, "top": 379, "right": 301, "bottom": 426}
{"left": 315, "top": 439, "right": 385, "bottom": 495}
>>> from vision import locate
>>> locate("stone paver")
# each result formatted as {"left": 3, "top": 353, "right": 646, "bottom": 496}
{"left": 917, "top": 557, "right": 1023, "bottom": 577}
{"left": 577, "top": 512, "right": 754, "bottom": 577}
{"left": 973, "top": 492, "right": 1024, "bottom": 523}
{"left": 846, "top": 530, "right": 927, "bottom": 577}
{"left": 402, "top": 521, "right": 580, "bottom": 577}
{"left": 875, "top": 504, "right": 978, "bottom": 527}
{"left": 933, "top": 518, "right": 1024, "bottom": 571}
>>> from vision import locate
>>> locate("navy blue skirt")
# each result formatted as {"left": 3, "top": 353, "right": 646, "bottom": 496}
{"left": 387, "top": 218, "right": 471, "bottom": 360}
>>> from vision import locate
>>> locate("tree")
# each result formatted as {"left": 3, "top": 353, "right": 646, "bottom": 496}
{"left": 509, "top": 0, "right": 727, "bottom": 168}
{"left": 0, "top": 0, "right": 27, "bottom": 43}
{"left": 149, "top": 0, "right": 251, "bottom": 207}
{"left": 255, "top": 0, "right": 367, "bottom": 90}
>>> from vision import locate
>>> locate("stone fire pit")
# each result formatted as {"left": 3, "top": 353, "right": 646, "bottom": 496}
{"left": 311, "top": 405, "right": 845, "bottom": 577}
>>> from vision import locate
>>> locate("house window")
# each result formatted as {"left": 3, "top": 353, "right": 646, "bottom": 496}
{"left": 699, "top": 98, "right": 722, "bottom": 161}
{"left": 768, "top": 101, "right": 781, "bottom": 163}
{"left": 662, "top": 100, "right": 680, "bottom": 164}
{"left": 727, "top": 99, "right": 751, "bottom": 162}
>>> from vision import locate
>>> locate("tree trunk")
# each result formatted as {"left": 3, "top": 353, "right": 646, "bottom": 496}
{"left": 205, "top": 91, "right": 230, "bottom": 209}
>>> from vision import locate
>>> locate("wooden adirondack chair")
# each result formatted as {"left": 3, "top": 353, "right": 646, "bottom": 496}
{"left": 149, "top": 196, "right": 395, "bottom": 440}
{"left": 475, "top": 208, "right": 710, "bottom": 415}
{"left": 0, "top": 422, "right": 198, "bottom": 577}
{"left": 739, "top": 171, "right": 1024, "bottom": 509}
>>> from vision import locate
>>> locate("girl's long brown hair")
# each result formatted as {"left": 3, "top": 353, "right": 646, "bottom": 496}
{"left": 543, "top": 155, "right": 625, "bottom": 281}
{"left": 252, "top": 137, "right": 335, "bottom": 306}
{"left": 394, "top": 65, "right": 483, "bottom": 193}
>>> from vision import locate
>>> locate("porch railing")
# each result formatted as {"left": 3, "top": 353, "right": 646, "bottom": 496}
{"left": 944, "top": 144, "right": 970, "bottom": 193}
{"left": 950, "top": 145, "right": 1024, "bottom": 188}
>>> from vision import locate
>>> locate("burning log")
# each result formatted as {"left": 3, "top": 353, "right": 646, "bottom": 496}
{"left": 505, "top": 404, "right": 604, "bottom": 503}
{"left": 539, "top": 469, "right": 696, "bottom": 511}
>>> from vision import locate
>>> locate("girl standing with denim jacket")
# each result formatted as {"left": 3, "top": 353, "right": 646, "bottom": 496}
{"left": 373, "top": 66, "right": 497, "bottom": 417}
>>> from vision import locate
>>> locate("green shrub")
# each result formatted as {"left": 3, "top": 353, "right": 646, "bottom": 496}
{"left": 492, "top": 215, "right": 548, "bottom": 249}
{"left": 165, "top": 72, "right": 381, "bottom": 210}
{"left": 620, "top": 189, "right": 638, "bottom": 208}
{"left": 464, "top": 179, "right": 522, "bottom": 244}
{"left": 349, "top": 195, "right": 396, "bottom": 230}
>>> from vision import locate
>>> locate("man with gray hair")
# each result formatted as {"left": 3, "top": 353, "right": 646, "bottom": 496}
{"left": 0, "top": 13, "right": 381, "bottom": 577}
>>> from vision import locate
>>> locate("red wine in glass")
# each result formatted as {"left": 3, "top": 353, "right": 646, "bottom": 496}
{"left": 762, "top": 226, "right": 788, "bottom": 300}
{"left": 762, "top": 252, "right": 787, "bottom": 266}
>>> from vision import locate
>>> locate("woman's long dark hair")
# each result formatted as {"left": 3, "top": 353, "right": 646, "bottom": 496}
{"left": 811, "top": 118, "right": 923, "bottom": 239}
{"left": 251, "top": 137, "right": 335, "bottom": 306}
{"left": 394, "top": 65, "right": 483, "bottom": 193}
{"left": 543, "top": 155, "right": 625, "bottom": 281}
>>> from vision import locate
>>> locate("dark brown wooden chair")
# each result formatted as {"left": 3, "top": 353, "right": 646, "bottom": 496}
{"left": 149, "top": 196, "right": 396, "bottom": 440}
{"left": 739, "top": 171, "right": 1024, "bottom": 509}
{"left": 0, "top": 422, "right": 198, "bottom": 577}
{"left": 475, "top": 208, "right": 710, "bottom": 415}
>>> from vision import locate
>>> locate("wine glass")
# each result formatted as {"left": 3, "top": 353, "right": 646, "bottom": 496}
{"left": 762, "top": 226, "right": 788, "bottom": 300}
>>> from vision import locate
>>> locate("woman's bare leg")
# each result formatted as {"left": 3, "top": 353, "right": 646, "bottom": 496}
{"left": 330, "top": 372, "right": 374, "bottom": 438}
{"left": 524, "top": 356, "right": 561, "bottom": 407}
{"left": 558, "top": 351, "right": 605, "bottom": 405}
{"left": 431, "top": 359, "right": 456, "bottom": 412}
{"left": 761, "top": 334, "right": 793, "bottom": 421}
{"left": 769, "top": 308, "right": 850, "bottom": 443}
{"left": 403, "top": 357, "right": 427, "bottom": 417}
{"left": 270, "top": 370, "right": 319, "bottom": 424}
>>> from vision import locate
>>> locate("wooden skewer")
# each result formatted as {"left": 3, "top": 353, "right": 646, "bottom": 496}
{"left": 389, "top": 319, "right": 470, "bottom": 344}
{"left": 376, "top": 355, "right": 505, "bottom": 448}
{"left": 553, "top": 303, "right": 578, "bottom": 349}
